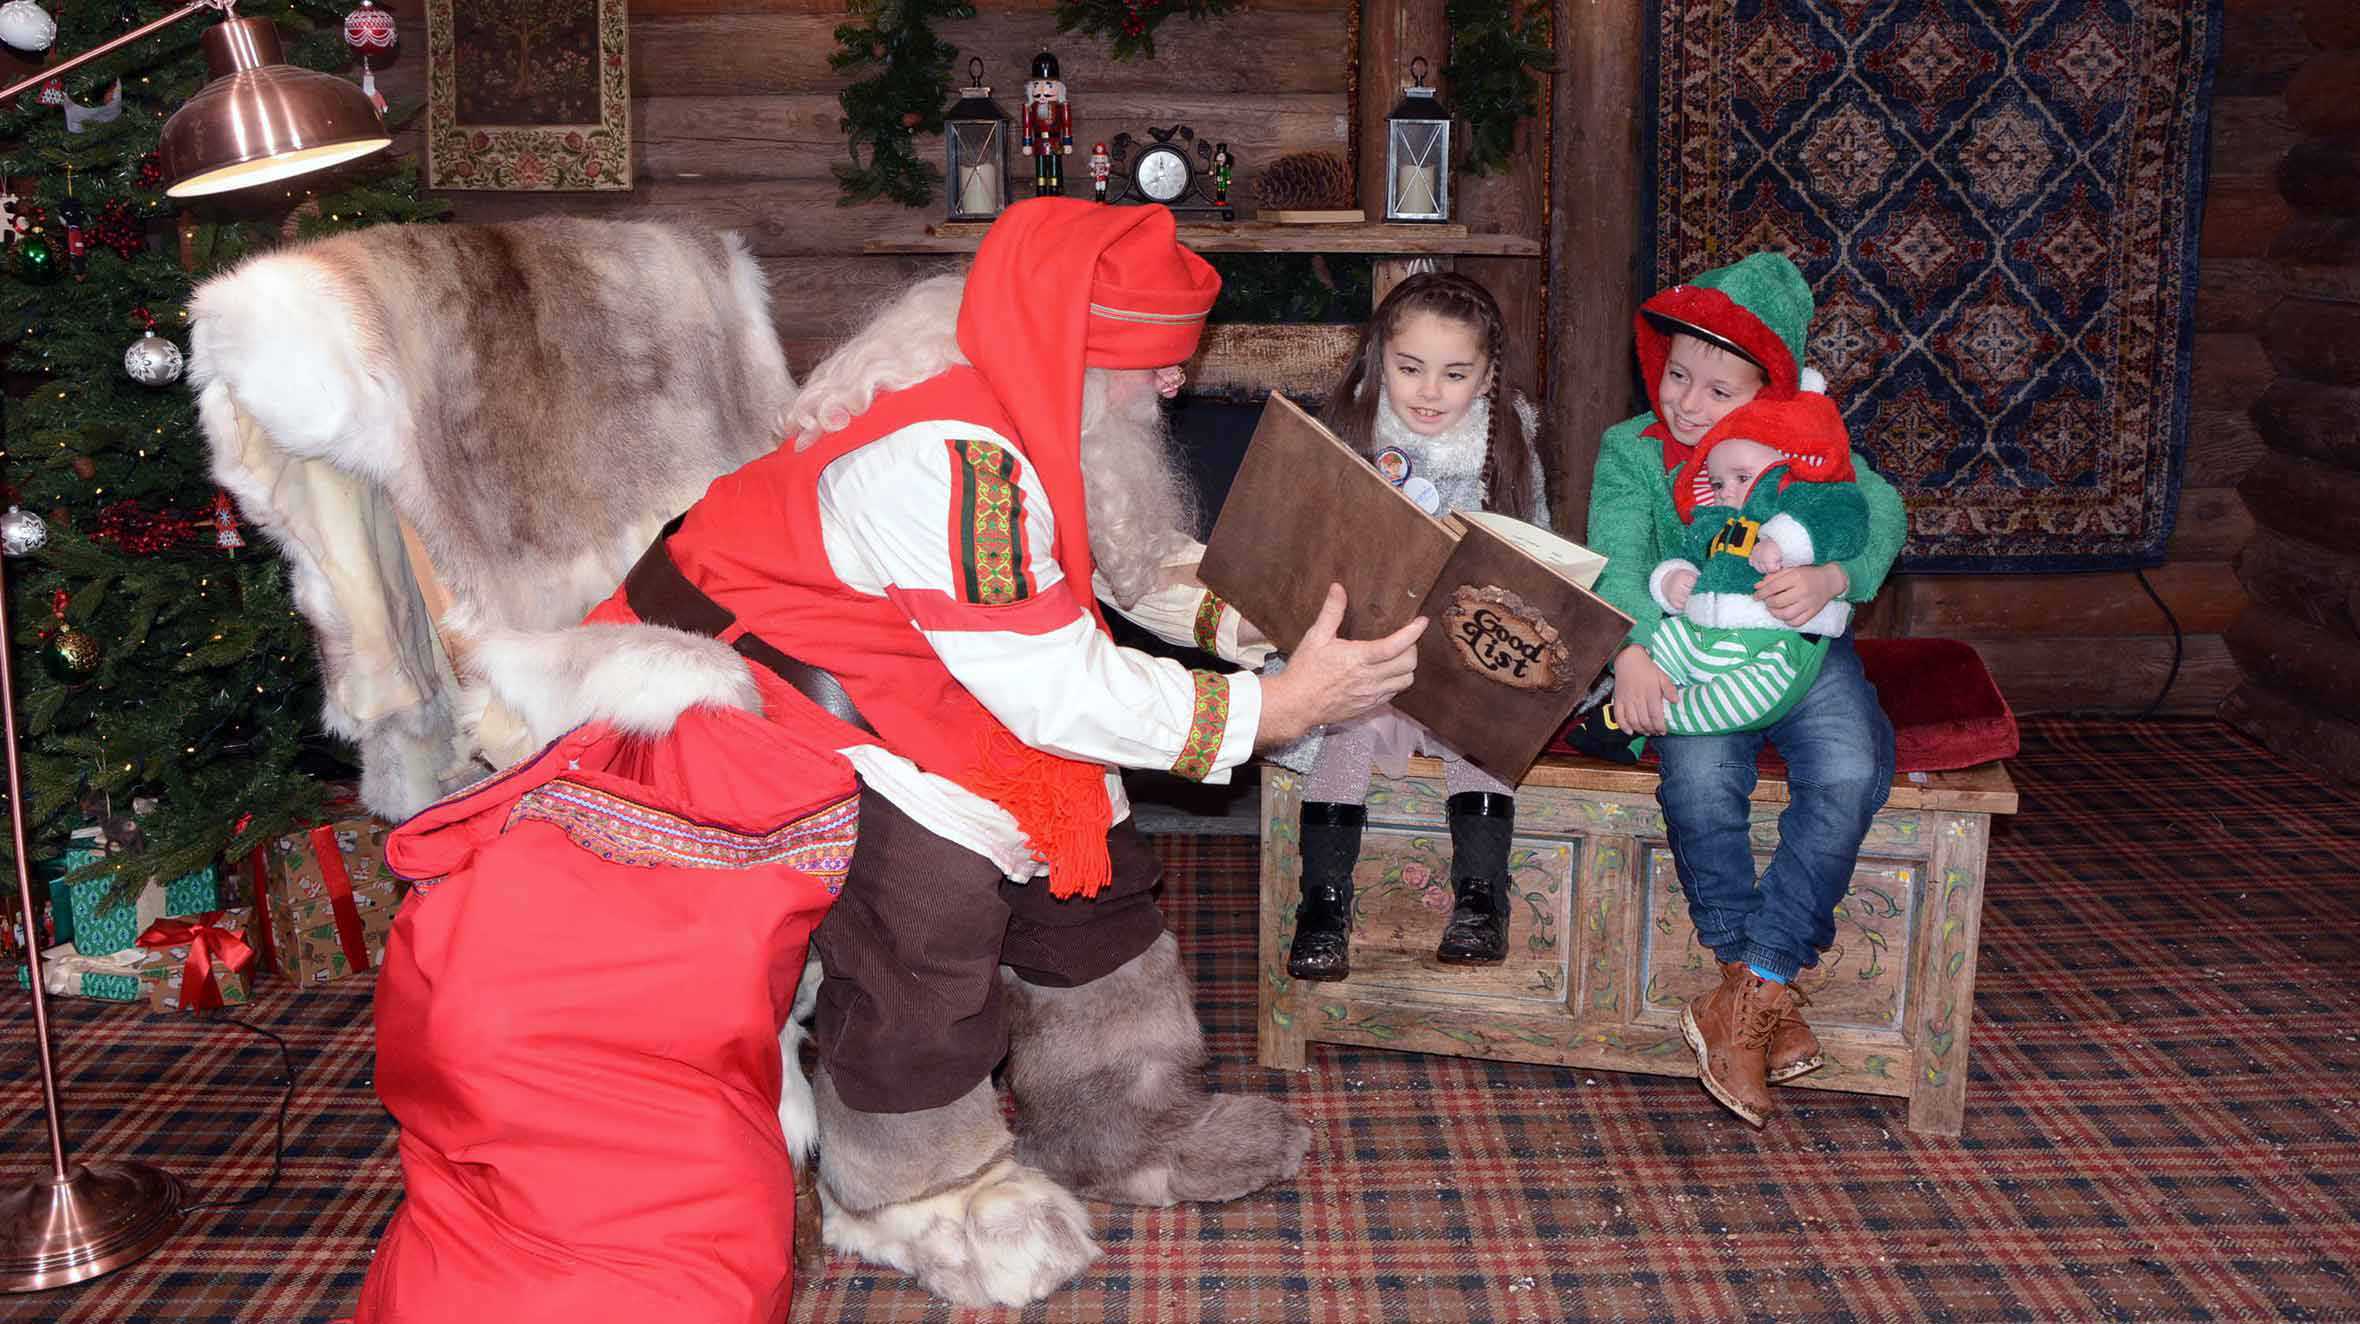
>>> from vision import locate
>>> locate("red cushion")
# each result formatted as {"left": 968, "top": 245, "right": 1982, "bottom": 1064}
{"left": 1545, "top": 636, "right": 2017, "bottom": 774}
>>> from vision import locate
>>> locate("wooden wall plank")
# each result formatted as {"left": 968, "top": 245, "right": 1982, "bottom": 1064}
{"left": 1907, "top": 564, "right": 2249, "bottom": 638}
{"left": 2250, "top": 377, "right": 2360, "bottom": 469}
{"left": 2200, "top": 184, "right": 2295, "bottom": 258}
{"left": 2216, "top": 0, "right": 2317, "bottom": 98}
{"left": 632, "top": 11, "right": 1348, "bottom": 98}
{"left": 2191, "top": 331, "right": 2276, "bottom": 410}
{"left": 2239, "top": 450, "right": 2360, "bottom": 547}
{"left": 443, "top": 178, "right": 936, "bottom": 254}
{"left": 1546, "top": 0, "right": 1645, "bottom": 542}
{"left": 2209, "top": 95, "right": 2298, "bottom": 185}
{"left": 629, "top": 0, "right": 1338, "bottom": 13}
{"left": 2193, "top": 258, "right": 2290, "bottom": 332}
{"left": 2233, "top": 523, "right": 2360, "bottom": 637}
{"left": 2226, "top": 604, "right": 2360, "bottom": 719}
{"left": 2262, "top": 297, "right": 2360, "bottom": 385}
{"left": 2222, "top": 681, "right": 2360, "bottom": 786}
{"left": 1960, "top": 634, "right": 2238, "bottom": 716}
{"left": 2185, "top": 407, "right": 2268, "bottom": 486}
{"left": 2170, "top": 486, "right": 2256, "bottom": 561}
{"left": 1358, "top": 0, "right": 1449, "bottom": 217}
{"left": 636, "top": 92, "right": 1345, "bottom": 187}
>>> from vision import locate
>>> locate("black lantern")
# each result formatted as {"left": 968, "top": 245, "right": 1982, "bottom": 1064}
{"left": 944, "top": 58, "right": 1010, "bottom": 222}
{"left": 1384, "top": 56, "right": 1451, "bottom": 223}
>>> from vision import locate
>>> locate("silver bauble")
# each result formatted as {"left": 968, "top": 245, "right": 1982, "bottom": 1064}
{"left": 0, "top": 505, "right": 46, "bottom": 558}
{"left": 123, "top": 330, "right": 184, "bottom": 387}
{"left": 0, "top": 1, "right": 55, "bottom": 54}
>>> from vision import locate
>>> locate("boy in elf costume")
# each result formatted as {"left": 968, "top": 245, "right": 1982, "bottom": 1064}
{"left": 1584, "top": 251, "right": 1906, "bottom": 1130}
{"left": 1571, "top": 390, "right": 1867, "bottom": 760}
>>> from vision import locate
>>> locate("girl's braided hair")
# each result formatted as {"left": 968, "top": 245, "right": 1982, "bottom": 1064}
{"left": 1319, "top": 270, "right": 1537, "bottom": 522}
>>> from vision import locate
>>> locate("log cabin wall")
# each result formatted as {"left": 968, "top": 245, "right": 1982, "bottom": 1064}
{"left": 2215, "top": 0, "right": 2360, "bottom": 780}
{"left": 378, "top": 0, "right": 1359, "bottom": 375}
{"left": 373, "top": 2, "right": 2294, "bottom": 721}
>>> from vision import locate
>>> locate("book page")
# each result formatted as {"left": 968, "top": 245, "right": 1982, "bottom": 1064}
{"left": 1457, "top": 511, "right": 1607, "bottom": 591}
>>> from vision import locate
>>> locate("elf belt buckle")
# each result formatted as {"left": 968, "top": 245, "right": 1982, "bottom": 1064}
{"left": 1444, "top": 585, "right": 1574, "bottom": 692}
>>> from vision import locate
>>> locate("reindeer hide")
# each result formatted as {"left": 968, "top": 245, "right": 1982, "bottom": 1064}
{"left": 190, "top": 218, "right": 794, "bottom": 818}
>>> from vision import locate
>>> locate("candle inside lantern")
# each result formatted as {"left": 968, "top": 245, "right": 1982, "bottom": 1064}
{"left": 959, "top": 161, "right": 1001, "bottom": 217}
{"left": 1395, "top": 163, "right": 1439, "bottom": 216}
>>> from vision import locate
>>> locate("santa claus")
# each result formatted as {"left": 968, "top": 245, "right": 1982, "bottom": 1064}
{"left": 365, "top": 198, "right": 1427, "bottom": 1315}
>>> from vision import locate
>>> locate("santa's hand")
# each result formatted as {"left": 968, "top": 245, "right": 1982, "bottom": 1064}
{"left": 1255, "top": 584, "right": 1425, "bottom": 748}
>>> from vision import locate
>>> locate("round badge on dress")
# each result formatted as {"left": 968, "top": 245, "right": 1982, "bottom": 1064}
{"left": 1374, "top": 446, "right": 1414, "bottom": 487}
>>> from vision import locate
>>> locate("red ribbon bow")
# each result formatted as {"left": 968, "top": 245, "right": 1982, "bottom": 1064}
{"left": 136, "top": 910, "right": 255, "bottom": 1011}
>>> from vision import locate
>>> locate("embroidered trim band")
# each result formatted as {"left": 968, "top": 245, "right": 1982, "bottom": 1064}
{"left": 951, "top": 438, "right": 1034, "bottom": 606}
{"left": 1192, "top": 590, "right": 1226, "bottom": 653}
{"left": 507, "top": 782, "right": 859, "bottom": 893}
{"left": 1169, "top": 670, "right": 1228, "bottom": 782}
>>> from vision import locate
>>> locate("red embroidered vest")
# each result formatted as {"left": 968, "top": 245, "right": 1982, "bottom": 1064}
{"left": 663, "top": 367, "right": 1115, "bottom": 896}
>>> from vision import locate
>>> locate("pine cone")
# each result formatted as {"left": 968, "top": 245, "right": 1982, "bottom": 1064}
{"left": 1251, "top": 151, "right": 1353, "bottom": 211}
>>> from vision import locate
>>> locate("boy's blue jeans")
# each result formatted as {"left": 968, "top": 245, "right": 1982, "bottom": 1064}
{"left": 1651, "top": 632, "right": 1895, "bottom": 982}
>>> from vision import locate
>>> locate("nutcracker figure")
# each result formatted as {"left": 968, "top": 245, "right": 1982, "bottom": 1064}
{"left": 0, "top": 188, "right": 18, "bottom": 251}
{"left": 56, "top": 193, "right": 86, "bottom": 281}
{"left": 1212, "top": 143, "right": 1233, "bottom": 206}
{"left": 1022, "top": 50, "right": 1072, "bottom": 197}
{"left": 1088, "top": 142, "right": 1112, "bottom": 202}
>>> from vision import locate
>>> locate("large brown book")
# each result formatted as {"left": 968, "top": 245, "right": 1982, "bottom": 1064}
{"left": 1199, "top": 393, "right": 1633, "bottom": 782}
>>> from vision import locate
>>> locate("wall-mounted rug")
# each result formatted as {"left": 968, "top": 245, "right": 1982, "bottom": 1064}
{"left": 1645, "top": 1, "right": 2221, "bottom": 572}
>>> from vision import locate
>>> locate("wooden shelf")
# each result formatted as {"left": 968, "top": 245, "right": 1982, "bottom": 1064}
{"left": 865, "top": 220, "right": 1541, "bottom": 257}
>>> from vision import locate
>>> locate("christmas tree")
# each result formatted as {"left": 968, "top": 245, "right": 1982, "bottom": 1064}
{"left": 0, "top": 0, "right": 446, "bottom": 893}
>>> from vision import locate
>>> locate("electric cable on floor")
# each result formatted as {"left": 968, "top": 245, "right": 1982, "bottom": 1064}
{"left": 2133, "top": 565, "right": 2185, "bottom": 720}
{"left": 177, "top": 1016, "right": 297, "bottom": 1215}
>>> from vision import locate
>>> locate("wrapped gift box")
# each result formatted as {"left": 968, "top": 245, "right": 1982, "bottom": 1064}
{"left": 14, "top": 908, "right": 257, "bottom": 1011}
{"left": 134, "top": 908, "right": 257, "bottom": 1012}
{"left": 52, "top": 825, "right": 222, "bottom": 957}
{"left": 254, "top": 814, "right": 398, "bottom": 985}
{"left": 16, "top": 941, "right": 149, "bottom": 1002}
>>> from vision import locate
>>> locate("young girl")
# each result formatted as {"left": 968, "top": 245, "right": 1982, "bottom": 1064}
{"left": 1282, "top": 271, "right": 1548, "bottom": 981}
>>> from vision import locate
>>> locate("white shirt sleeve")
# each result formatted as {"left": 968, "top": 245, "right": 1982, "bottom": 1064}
{"left": 1095, "top": 540, "right": 1279, "bottom": 669}
{"left": 818, "top": 421, "right": 1260, "bottom": 781}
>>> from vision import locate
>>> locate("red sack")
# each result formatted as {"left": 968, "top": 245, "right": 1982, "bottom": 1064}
{"left": 352, "top": 707, "right": 857, "bottom": 1323}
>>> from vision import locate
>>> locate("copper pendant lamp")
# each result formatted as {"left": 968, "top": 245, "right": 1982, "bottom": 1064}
{"left": 0, "top": 1, "right": 389, "bottom": 1294}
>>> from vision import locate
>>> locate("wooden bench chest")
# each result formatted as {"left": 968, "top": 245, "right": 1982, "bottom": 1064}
{"left": 1255, "top": 754, "right": 2018, "bottom": 1136}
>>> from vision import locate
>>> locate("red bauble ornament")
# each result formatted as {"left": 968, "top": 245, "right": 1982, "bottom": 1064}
{"left": 343, "top": 0, "right": 396, "bottom": 56}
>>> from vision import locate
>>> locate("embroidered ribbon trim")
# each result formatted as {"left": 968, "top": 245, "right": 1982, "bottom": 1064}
{"left": 1192, "top": 590, "right": 1226, "bottom": 654}
{"left": 506, "top": 782, "right": 860, "bottom": 892}
{"left": 136, "top": 911, "right": 255, "bottom": 1011}
{"left": 1170, "top": 670, "right": 1228, "bottom": 782}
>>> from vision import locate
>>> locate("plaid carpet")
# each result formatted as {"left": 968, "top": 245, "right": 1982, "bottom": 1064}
{"left": 6, "top": 718, "right": 2358, "bottom": 1322}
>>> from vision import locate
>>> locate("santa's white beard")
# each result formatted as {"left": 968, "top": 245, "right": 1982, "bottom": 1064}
{"left": 1080, "top": 368, "right": 1199, "bottom": 609}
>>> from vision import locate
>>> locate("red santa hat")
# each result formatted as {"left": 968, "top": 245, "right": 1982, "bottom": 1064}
{"left": 956, "top": 198, "right": 1221, "bottom": 613}
{"left": 1674, "top": 390, "right": 1857, "bottom": 524}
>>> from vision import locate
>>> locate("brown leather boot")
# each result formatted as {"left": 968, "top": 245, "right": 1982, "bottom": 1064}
{"left": 1718, "top": 962, "right": 1824, "bottom": 1083}
{"left": 1680, "top": 964, "right": 1793, "bottom": 1128}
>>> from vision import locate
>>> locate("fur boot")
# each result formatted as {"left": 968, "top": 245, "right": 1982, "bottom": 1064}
{"left": 1003, "top": 932, "right": 1312, "bottom": 1205}
{"left": 813, "top": 1068, "right": 1098, "bottom": 1307}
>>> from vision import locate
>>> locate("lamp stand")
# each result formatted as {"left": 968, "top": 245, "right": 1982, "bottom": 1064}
{"left": 0, "top": 491, "right": 183, "bottom": 1296}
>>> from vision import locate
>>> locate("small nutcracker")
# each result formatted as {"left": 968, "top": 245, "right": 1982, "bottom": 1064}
{"left": 1022, "top": 51, "right": 1072, "bottom": 197}
{"left": 1088, "top": 142, "right": 1111, "bottom": 202}
{"left": 0, "top": 187, "right": 17, "bottom": 250}
{"left": 1212, "top": 143, "right": 1233, "bottom": 207}
{"left": 56, "top": 194, "right": 87, "bottom": 281}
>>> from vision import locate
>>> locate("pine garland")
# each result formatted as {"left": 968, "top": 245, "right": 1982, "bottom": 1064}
{"left": 1054, "top": 0, "right": 1235, "bottom": 63}
{"left": 831, "top": 0, "right": 973, "bottom": 207}
{"left": 1444, "top": 0, "right": 1554, "bottom": 177}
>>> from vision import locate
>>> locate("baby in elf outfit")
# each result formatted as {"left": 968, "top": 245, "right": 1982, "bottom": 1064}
{"left": 1584, "top": 251, "right": 1906, "bottom": 1131}
{"left": 1571, "top": 390, "right": 1866, "bottom": 761}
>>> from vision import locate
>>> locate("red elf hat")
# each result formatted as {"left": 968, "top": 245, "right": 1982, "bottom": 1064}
{"left": 1675, "top": 391, "right": 1857, "bottom": 524}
